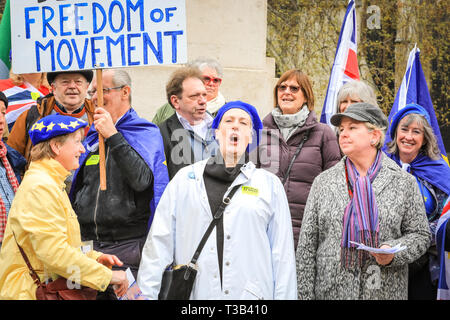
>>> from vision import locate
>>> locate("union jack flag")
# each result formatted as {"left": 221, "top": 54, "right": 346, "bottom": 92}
{"left": 320, "top": 0, "right": 360, "bottom": 127}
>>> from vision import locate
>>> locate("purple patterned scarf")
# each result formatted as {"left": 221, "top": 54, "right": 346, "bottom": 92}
{"left": 341, "top": 150, "right": 383, "bottom": 268}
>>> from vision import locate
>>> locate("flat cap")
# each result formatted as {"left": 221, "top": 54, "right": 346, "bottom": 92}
{"left": 330, "top": 102, "right": 388, "bottom": 128}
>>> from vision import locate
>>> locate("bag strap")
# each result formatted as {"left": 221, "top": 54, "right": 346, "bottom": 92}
{"left": 281, "top": 128, "right": 311, "bottom": 185}
{"left": 12, "top": 232, "right": 42, "bottom": 286}
{"left": 189, "top": 183, "right": 242, "bottom": 267}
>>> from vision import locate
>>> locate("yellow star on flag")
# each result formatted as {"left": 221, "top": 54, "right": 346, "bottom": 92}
{"left": 69, "top": 121, "right": 80, "bottom": 129}
{"left": 34, "top": 121, "right": 46, "bottom": 131}
{"left": 59, "top": 122, "right": 70, "bottom": 130}
{"left": 46, "top": 122, "right": 56, "bottom": 131}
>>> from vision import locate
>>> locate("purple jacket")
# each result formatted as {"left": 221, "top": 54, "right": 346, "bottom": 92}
{"left": 258, "top": 111, "right": 341, "bottom": 248}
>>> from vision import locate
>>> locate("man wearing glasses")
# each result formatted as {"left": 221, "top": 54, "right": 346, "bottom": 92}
{"left": 7, "top": 70, "right": 95, "bottom": 166}
{"left": 158, "top": 66, "right": 219, "bottom": 180}
{"left": 70, "top": 69, "right": 169, "bottom": 299}
{"left": 152, "top": 57, "right": 226, "bottom": 125}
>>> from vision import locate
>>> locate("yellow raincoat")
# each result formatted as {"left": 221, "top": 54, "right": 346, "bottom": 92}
{"left": 0, "top": 158, "right": 112, "bottom": 300}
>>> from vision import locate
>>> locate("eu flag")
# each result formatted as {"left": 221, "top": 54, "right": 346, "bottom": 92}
{"left": 385, "top": 46, "right": 448, "bottom": 163}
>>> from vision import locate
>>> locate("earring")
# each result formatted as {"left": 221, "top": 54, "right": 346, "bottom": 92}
{"left": 370, "top": 140, "right": 376, "bottom": 145}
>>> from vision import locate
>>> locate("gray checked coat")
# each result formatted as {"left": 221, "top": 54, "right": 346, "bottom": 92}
{"left": 296, "top": 154, "right": 431, "bottom": 300}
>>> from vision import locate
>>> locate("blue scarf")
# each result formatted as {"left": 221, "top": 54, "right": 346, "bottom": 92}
{"left": 387, "top": 152, "right": 450, "bottom": 196}
{"left": 70, "top": 108, "right": 169, "bottom": 228}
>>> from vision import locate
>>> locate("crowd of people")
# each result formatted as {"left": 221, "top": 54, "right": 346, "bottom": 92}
{"left": 0, "top": 57, "right": 448, "bottom": 300}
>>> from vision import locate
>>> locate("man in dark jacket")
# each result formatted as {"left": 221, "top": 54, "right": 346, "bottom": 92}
{"left": 70, "top": 69, "right": 169, "bottom": 299}
{"left": 159, "top": 67, "right": 218, "bottom": 180}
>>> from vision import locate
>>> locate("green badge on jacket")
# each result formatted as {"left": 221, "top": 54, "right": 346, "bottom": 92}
{"left": 86, "top": 154, "right": 100, "bottom": 166}
{"left": 242, "top": 186, "right": 259, "bottom": 196}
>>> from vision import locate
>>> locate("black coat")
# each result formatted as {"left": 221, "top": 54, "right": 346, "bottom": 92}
{"left": 159, "top": 113, "right": 218, "bottom": 180}
{"left": 71, "top": 132, "right": 153, "bottom": 242}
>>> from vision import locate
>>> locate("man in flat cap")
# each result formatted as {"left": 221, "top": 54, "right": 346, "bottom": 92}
{"left": 7, "top": 70, "right": 95, "bottom": 166}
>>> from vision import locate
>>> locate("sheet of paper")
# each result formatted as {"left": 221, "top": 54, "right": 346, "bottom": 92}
{"left": 117, "top": 268, "right": 149, "bottom": 300}
{"left": 349, "top": 241, "right": 407, "bottom": 254}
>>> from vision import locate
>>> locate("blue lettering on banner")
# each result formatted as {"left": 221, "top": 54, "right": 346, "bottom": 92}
{"left": 143, "top": 32, "right": 162, "bottom": 64}
{"left": 106, "top": 35, "right": 126, "bottom": 67}
{"left": 25, "top": 7, "right": 39, "bottom": 39}
{"left": 74, "top": 3, "right": 88, "bottom": 36}
{"left": 90, "top": 36, "right": 104, "bottom": 67}
{"left": 150, "top": 8, "right": 164, "bottom": 23}
{"left": 108, "top": 1, "right": 125, "bottom": 33}
{"left": 126, "top": 0, "right": 144, "bottom": 32}
{"left": 127, "top": 33, "right": 141, "bottom": 66}
{"left": 92, "top": 2, "right": 107, "bottom": 34}
{"left": 71, "top": 38, "right": 89, "bottom": 69}
{"left": 164, "top": 30, "right": 183, "bottom": 63}
{"left": 59, "top": 4, "right": 72, "bottom": 37}
{"left": 165, "top": 7, "right": 177, "bottom": 22}
{"left": 35, "top": 40, "right": 55, "bottom": 71}
{"left": 21, "top": 1, "right": 186, "bottom": 71}
{"left": 42, "top": 6, "right": 57, "bottom": 38}
{"left": 57, "top": 39, "right": 73, "bottom": 69}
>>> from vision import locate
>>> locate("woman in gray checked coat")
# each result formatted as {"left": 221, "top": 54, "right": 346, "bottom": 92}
{"left": 296, "top": 103, "right": 430, "bottom": 300}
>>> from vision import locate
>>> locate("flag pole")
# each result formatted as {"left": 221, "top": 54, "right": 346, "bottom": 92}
{"left": 405, "top": 43, "right": 417, "bottom": 94}
{"left": 95, "top": 68, "right": 107, "bottom": 190}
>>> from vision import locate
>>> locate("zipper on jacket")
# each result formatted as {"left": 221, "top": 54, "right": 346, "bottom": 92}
{"left": 93, "top": 148, "right": 109, "bottom": 241}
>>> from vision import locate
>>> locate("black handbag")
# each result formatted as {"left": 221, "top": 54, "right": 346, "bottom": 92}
{"left": 158, "top": 183, "right": 242, "bottom": 300}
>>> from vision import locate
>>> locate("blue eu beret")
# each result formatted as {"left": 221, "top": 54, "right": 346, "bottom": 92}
{"left": 29, "top": 114, "right": 88, "bottom": 145}
{"left": 212, "top": 101, "right": 263, "bottom": 151}
{"left": 389, "top": 103, "right": 431, "bottom": 140}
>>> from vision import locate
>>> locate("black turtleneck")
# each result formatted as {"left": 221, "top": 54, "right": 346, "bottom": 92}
{"left": 202, "top": 151, "right": 247, "bottom": 286}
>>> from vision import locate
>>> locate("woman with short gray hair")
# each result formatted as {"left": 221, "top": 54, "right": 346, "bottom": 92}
{"left": 336, "top": 79, "right": 378, "bottom": 113}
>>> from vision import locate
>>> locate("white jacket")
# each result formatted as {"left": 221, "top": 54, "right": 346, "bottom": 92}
{"left": 137, "top": 160, "right": 297, "bottom": 300}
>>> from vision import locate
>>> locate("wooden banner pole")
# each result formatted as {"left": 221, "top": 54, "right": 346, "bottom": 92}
{"left": 95, "top": 68, "right": 107, "bottom": 190}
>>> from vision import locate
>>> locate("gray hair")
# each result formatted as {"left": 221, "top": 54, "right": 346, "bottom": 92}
{"left": 111, "top": 69, "right": 132, "bottom": 104}
{"left": 387, "top": 113, "right": 441, "bottom": 160}
{"left": 336, "top": 80, "right": 378, "bottom": 113}
{"left": 187, "top": 57, "right": 223, "bottom": 78}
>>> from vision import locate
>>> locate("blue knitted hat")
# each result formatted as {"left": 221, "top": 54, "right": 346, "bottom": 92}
{"left": 389, "top": 103, "right": 431, "bottom": 140}
{"left": 29, "top": 114, "right": 88, "bottom": 145}
{"left": 212, "top": 101, "right": 263, "bottom": 151}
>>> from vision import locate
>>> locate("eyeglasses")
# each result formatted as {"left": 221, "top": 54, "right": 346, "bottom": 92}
{"left": 202, "top": 76, "right": 222, "bottom": 85}
{"left": 87, "top": 86, "right": 124, "bottom": 96}
{"left": 277, "top": 85, "right": 300, "bottom": 94}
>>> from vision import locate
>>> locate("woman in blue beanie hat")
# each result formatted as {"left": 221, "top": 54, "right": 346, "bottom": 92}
{"left": 386, "top": 103, "right": 450, "bottom": 300}
{"left": 0, "top": 114, "right": 128, "bottom": 299}
{"left": 138, "top": 101, "right": 297, "bottom": 300}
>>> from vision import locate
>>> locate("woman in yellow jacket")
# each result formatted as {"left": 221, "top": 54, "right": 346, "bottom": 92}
{"left": 0, "top": 114, "right": 128, "bottom": 300}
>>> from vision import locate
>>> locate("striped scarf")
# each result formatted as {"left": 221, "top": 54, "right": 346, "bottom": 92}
{"left": 341, "top": 150, "right": 382, "bottom": 268}
{"left": 0, "top": 141, "right": 19, "bottom": 243}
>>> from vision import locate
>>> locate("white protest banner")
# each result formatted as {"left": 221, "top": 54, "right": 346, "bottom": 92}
{"left": 10, "top": 0, "right": 187, "bottom": 73}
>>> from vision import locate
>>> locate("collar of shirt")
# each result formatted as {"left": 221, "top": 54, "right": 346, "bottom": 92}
{"left": 55, "top": 100, "right": 85, "bottom": 114}
{"left": 176, "top": 112, "right": 214, "bottom": 141}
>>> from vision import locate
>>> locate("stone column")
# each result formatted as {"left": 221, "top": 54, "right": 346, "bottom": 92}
{"left": 125, "top": 0, "right": 276, "bottom": 121}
